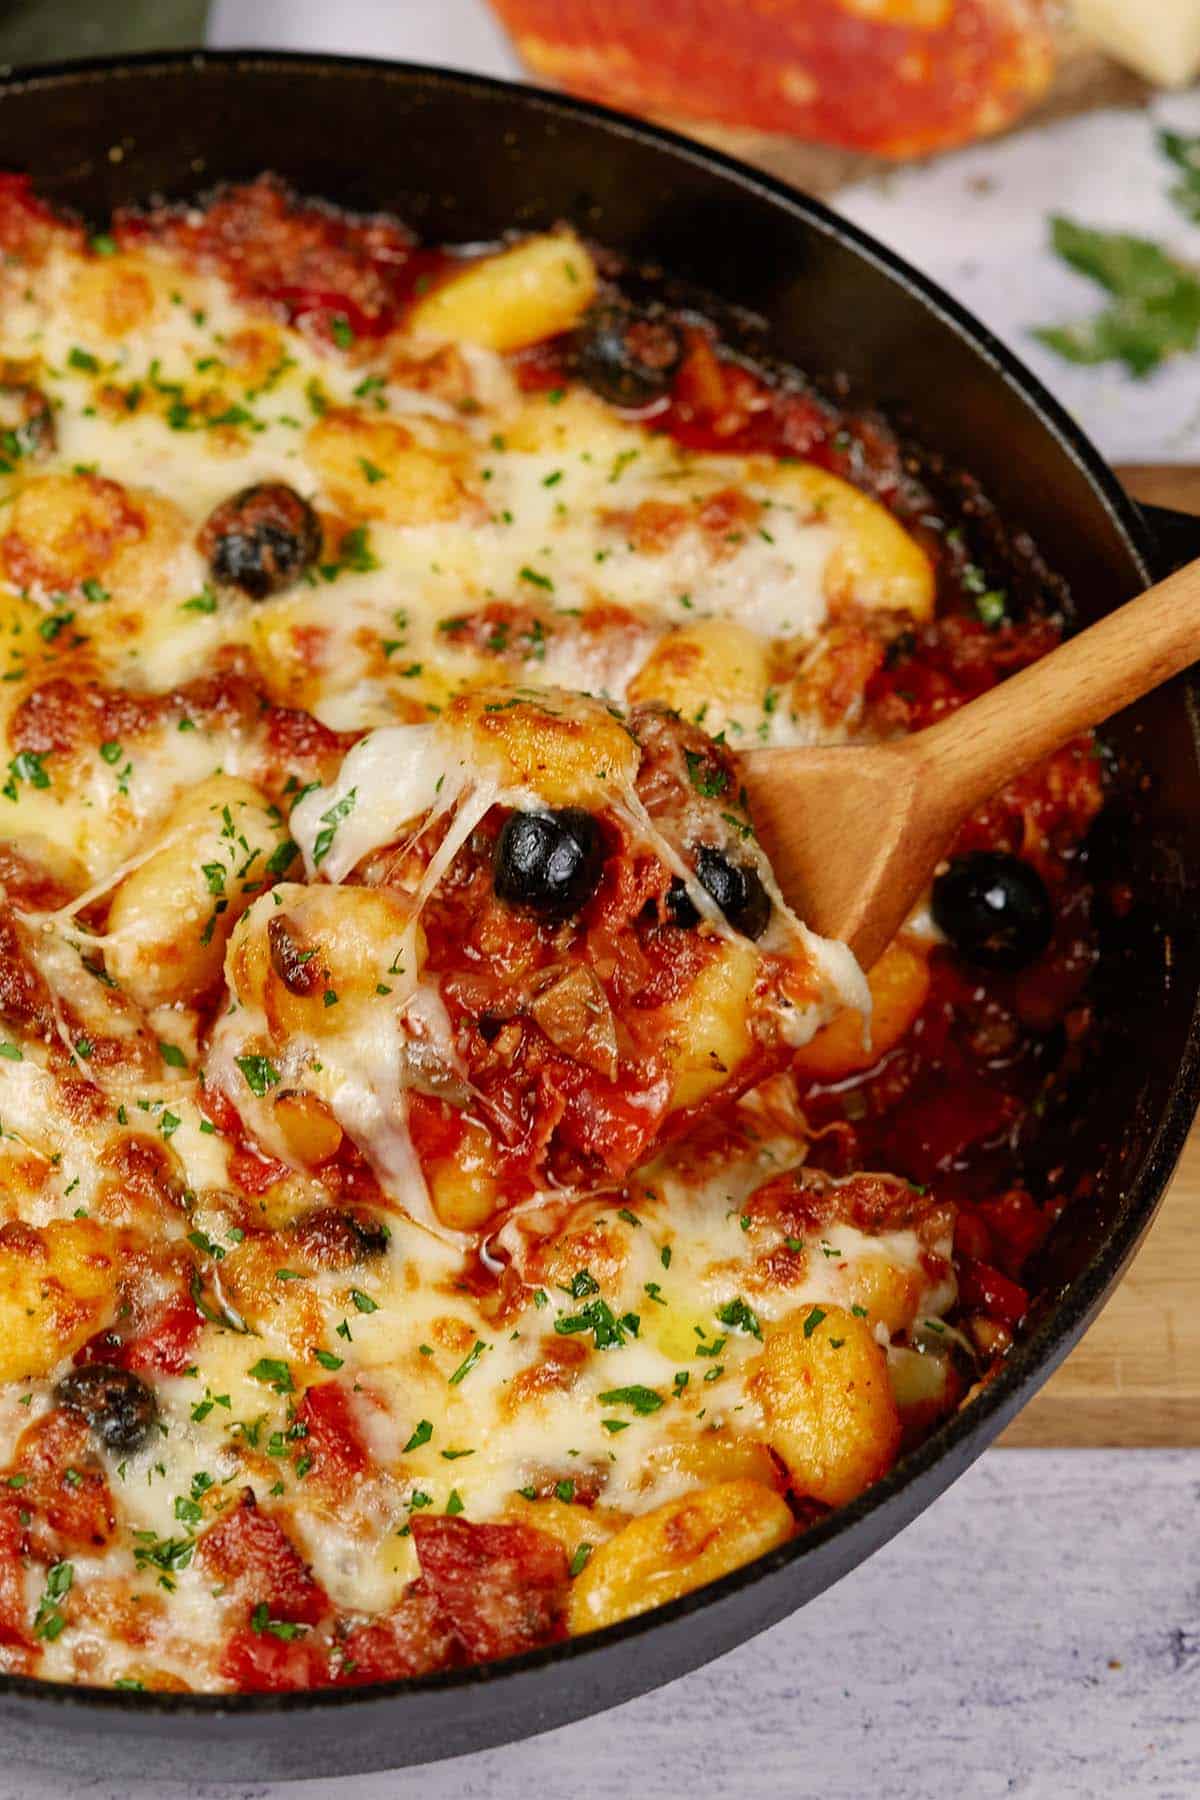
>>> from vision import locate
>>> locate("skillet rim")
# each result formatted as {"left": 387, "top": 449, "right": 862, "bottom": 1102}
{"left": 0, "top": 44, "right": 1193, "bottom": 1723}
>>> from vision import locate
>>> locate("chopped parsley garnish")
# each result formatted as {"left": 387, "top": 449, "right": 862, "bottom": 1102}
{"left": 403, "top": 1420, "right": 433, "bottom": 1453}
{"left": 448, "top": 1339, "right": 489, "bottom": 1385}
{"left": 250, "top": 1602, "right": 306, "bottom": 1641}
{"left": 236, "top": 1055, "right": 280, "bottom": 1097}
{"left": 802, "top": 1306, "right": 827, "bottom": 1339}
{"left": 249, "top": 1357, "right": 294, "bottom": 1395}
{"left": 265, "top": 838, "right": 298, "bottom": 878}
{"left": 180, "top": 584, "right": 218, "bottom": 615}
{"left": 684, "top": 749, "right": 729, "bottom": 798}
{"left": 350, "top": 1288, "right": 379, "bottom": 1314}
{"left": 33, "top": 1561, "right": 73, "bottom": 1640}
{"left": 554, "top": 1299, "right": 639, "bottom": 1351}
{"left": 596, "top": 1385, "right": 663, "bottom": 1415}
{"left": 312, "top": 787, "right": 357, "bottom": 866}
{"left": 158, "top": 1040, "right": 188, "bottom": 1069}
{"left": 715, "top": 1296, "right": 762, "bottom": 1340}
{"left": 1160, "top": 129, "right": 1200, "bottom": 224}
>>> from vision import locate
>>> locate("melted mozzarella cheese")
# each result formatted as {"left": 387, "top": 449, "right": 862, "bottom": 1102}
{"left": 0, "top": 228, "right": 952, "bottom": 1692}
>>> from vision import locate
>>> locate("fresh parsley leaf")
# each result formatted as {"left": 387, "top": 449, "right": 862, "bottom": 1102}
{"left": 249, "top": 1356, "right": 294, "bottom": 1395}
{"left": 596, "top": 1385, "right": 663, "bottom": 1415}
{"left": 1160, "top": 129, "right": 1200, "bottom": 224}
{"left": 715, "top": 1296, "right": 762, "bottom": 1340}
{"left": 236, "top": 1055, "right": 280, "bottom": 1097}
{"left": 1034, "top": 215, "right": 1200, "bottom": 377}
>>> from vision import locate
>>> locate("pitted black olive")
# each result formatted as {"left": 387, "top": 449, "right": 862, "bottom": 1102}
{"left": 0, "top": 380, "right": 54, "bottom": 464}
{"left": 349, "top": 1213, "right": 392, "bottom": 1258}
{"left": 931, "top": 850, "right": 1053, "bottom": 970}
{"left": 571, "top": 301, "right": 682, "bottom": 408}
{"left": 494, "top": 809, "right": 604, "bottom": 918}
{"left": 694, "top": 846, "right": 772, "bottom": 940}
{"left": 665, "top": 877, "right": 700, "bottom": 929}
{"left": 199, "top": 481, "right": 321, "bottom": 599}
{"left": 55, "top": 1364, "right": 158, "bottom": 1455}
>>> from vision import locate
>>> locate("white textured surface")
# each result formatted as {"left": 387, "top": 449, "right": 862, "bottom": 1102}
{"left": 3, "top": 1449, "right": 1200, "bottom": 1798}
{"left": 838, "top": 91, "right": 1200, "bottom": 464}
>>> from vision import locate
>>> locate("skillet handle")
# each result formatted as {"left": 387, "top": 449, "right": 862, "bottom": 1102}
{"left": 1114, "top": 465, "right": 1200, "bottom": 580}
{"left": 1137, "top": 502, "right": 1200, "bottom": 581}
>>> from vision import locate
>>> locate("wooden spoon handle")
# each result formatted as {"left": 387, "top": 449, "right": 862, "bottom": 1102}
{"left": 906, "top": 554, "right": 1200, "bottom": 814}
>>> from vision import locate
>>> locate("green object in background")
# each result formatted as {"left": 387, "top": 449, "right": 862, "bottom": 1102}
{"left": 0, "top": 0, "right": 209, "bottom": 67}
{"left": 1033, "top": 215, "right": 1200, "bottom": 380}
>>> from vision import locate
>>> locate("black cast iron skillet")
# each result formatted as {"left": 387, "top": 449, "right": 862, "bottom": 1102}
{"left": 1, "top": 50, "right": 1199, "bottom": 1783}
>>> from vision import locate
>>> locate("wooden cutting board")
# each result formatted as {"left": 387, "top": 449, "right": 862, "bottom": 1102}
{"left": 1004, "top": 464, "right": 1200, "bottom": 1446}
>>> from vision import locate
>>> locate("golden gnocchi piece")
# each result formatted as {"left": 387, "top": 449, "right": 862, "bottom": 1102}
{"left": 749, "top": 1303, "right": 902, "bottom": 1507}
{"left": 407, "top": 231, "right": 598, "bottom": 352}
{"left": 627, "top": 619, "right": 769, "bottom": 729}
{"left": 775, "top": 464, "right": 935, "bottom": 621}
{"left": 661, "top": 940, "right": 758, "bottom": 1112}
{"left": 217, "top": 1231, "right": 324, "bottom": 1348}
{"left": 306, "top": 409, "right": 478, "bottom": 525}
{"left": 792, "top": 940, "right": 930, "bottom": 1081}
{"left": 841, "top": 1255, "right": 923, "bottom": 1337}
{"left": 567, "top": 1479, "right": 794, "bottom": 1633}
{"left": 445, "top": 686, "right": 639, "bottom": 806}
{"left": 0, "top": 1218, "right": 119, "bottom": 1380}
{"left": 426, "top": 1115, "right": 502, "bottom": 1232}
{"left": 226, "top": 882, "right": 413, "bottom": 1042}
{"left": 67, "top": 253, "right": 162, "bottom": 338}
{"left": 0, "top": 472, "right": 146, "bottom": 595}
{"left": 503, "top": 1494, "right": 623, "bottom": 1556}
{"left": 637, "top": 1430, "right": 785, "bottom": 1496}
{"left": 105, "top": 775, "right": 292, "bottom": 1010}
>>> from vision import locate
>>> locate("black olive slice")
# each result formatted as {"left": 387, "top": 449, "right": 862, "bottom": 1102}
{"left": 199, "top": 481, "right": 321, "bottom": 599}
{"left": 694, "top": 846, "right": 772, "bottom": 940}
{"left": 55, "top": 1364, "right": 158, "bottom": 1455}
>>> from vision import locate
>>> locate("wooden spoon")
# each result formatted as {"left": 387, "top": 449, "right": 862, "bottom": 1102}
{"left": 739, "top": 555, "right": 1200, "bottom": 971}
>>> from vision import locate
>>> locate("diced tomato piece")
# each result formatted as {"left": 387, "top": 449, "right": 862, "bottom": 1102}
{"left": 406, "top": 1093, "right": 466, "bottom": 1165}
{"left": 958, "top": 1256, "right": 1029, "bottom": 1327}
{"left": 882, "top": 1078, "right": 1021, "bottom": 1185}
{"left": 219, "top": 1625, "right": 332, "bottom": 1693}
{"left": 294, "top": 1383, "right": 369, "bottom": 1489}
{"left": 972, "top": 1188, "right": 1050, "bottom": 1279}
{"left": 412, "top": 1515, "right": 568, "bottom": 1663}
{"left": 75, "top": 1284, "right": 204, "bottom": 1376}
{"left": 196, "top": 1492, "right": 329, "bottom": 1626}
{"left": 124, "top": 1288, "right": 206, "bottom": 1374}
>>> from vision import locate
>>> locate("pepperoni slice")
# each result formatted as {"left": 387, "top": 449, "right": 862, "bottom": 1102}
{"left": 218, "top": 1626, "right": 333, "bottom": 1694}
{"left": 335, "top": 1587, "right": 458, "bottom": 1685}
{"left": 196, "top": 1491, "right": 329, "bottom": 1627}
{"left": 411, "top": 1515, "right": 569, "bottom": 1663}
{"left": 12, "top": 1409, "right": 115, "bottom": 1552}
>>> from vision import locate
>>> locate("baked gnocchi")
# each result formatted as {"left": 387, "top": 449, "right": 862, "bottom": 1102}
{"left": 0, "top": 175, "right": 1102, "bottom": 1695}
